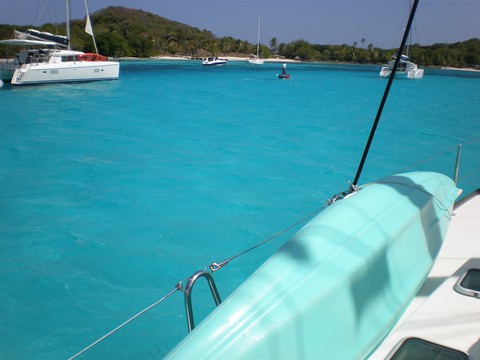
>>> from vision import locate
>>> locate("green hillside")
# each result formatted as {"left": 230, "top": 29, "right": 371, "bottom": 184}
{"left": 1, "top": 6, "right": 479, "bottom": 68}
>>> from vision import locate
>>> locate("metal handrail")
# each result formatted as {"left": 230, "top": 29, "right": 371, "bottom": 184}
{"left": 184, "top": 270, "right": 222, "bottom": 332}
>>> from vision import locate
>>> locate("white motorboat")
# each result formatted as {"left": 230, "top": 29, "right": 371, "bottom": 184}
{"left": 6, "top": 0, "right": 119, "bottom": 85}
{"left": 202, "top": 57, "right": 228, "bottom": 66}
{"left": 380, "top": 54, "right": 424, "bottom": 79}
{"left": 246, "top": 16, "right": 264, "bottom": 65}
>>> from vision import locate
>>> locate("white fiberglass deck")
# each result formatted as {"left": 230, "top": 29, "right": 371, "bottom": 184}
{"left": 369, "top": 191, "right": 480, "bottom": 359}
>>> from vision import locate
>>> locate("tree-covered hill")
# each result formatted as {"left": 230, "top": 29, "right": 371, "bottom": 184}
{"left": 1, "top": 6, "right": 479, "bottom": 68}
{"left": 76, "top": 6, "right": 222, "bottom": 57}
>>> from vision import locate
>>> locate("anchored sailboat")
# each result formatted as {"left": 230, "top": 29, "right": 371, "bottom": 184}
{"left": 7, "top": 0, "right": 119, "bottom": 85}
{"left": 246, "top": 16, "right": 264, "bottom": 65}
{"left": 380, "top": 1, "right": 424, "bottom": 79}
{"left": 379, "top": 54, "right": 424, "bottom": 79}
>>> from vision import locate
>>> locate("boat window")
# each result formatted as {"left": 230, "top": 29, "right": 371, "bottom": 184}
{"left": 387, "top": 337, "right": 469, "bottom": 360}
{"left": 61, "top": 55, "right": 75, "bottom": 62}
{"left": 454, "top": 268, "right": 480, "bottom": 298}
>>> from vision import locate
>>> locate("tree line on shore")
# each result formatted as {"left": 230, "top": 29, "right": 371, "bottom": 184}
{"left": 1, "top": 6, "right": 479, "bottom": 68}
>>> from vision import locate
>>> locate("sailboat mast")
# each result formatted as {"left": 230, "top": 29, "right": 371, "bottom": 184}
{"left": 65, "top": 0, "right": 71, "bottom": 50}
{"left": 407, "top": 0, "right": 412, "bottom": 57}
{"left": 256, "top": 16, "right": 261, "bottom": 57}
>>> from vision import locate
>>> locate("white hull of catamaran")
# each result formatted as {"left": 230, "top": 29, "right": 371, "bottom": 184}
{"left": 11, "top": 61, "right": 119, "bottom": 85}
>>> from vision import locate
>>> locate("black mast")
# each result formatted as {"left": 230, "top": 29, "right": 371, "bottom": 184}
{"left": 351, "top": 0, "right": 420, "bottom": 190}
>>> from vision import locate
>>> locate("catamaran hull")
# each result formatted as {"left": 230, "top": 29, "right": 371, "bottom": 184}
{"left": 0, "top": 62, "right": 17, "bottom": 82}
{"left": 166, "top": 171, "right": 459, "bottom": 359}
{"left": 379, "top": 61, "right": 424, "bottom": 79}
{"left": 11, "top": 61, "right": 119, "bottom": 85}
{"left": 247, "top": 58, "right": 264, "bottom": 65}
{"left": 380, "top": 68, "right": 424, "bottom": 79}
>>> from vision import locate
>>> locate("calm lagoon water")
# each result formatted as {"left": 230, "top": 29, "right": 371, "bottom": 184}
{"left": 0, "top": 60, "right": 479, "bottom": 359}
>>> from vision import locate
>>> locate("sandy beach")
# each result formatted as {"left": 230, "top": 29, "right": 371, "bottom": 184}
{"left": 441, "top": 66, "right": 480, "bottom": 72}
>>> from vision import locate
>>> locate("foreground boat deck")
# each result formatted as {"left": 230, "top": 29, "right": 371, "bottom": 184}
{"left": 369, "top": 191, "right": 480, "bottom": 359}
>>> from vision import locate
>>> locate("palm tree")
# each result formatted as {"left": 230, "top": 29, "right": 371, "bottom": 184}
{"left": 269, "top": 37, "right": 278, "bottom": 54}
{"left": 361, "top": 38, "right": 365, "bottom": 48}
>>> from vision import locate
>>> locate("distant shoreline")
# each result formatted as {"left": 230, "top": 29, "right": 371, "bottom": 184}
{"left": 440, "top": 66, "right": 480, "bottom": 73}
{"left": 115, "top": 55, "right": 299, "bottom": 63}
{"left": 119, "top": 56, "right": 480, "bottom": 72}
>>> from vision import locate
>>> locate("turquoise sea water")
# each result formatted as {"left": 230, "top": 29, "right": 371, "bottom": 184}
{"left": 0, "top": 60, "right": 479, "bottom": 359}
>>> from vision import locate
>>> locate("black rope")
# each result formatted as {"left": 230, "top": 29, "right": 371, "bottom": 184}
{"left": 351, "top": 0, "right": 421, "bottom": 190}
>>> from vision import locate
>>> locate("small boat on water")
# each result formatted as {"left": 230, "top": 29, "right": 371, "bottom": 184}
{"left": 380, "top": 54, "right": 424, "bottom": 79}
{"left": 202, "top": 57, "right": 228, "bottom": 66}
{"left": 277, "top": 73, "right": 290, "bottom": 79}
{"left": 277, "top": 62, "right": 290, "bottom": 79}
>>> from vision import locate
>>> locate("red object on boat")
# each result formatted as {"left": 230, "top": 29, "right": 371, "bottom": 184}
{"left": 277, "top": 74, "right": 291, "bottom": 79}
{"left": 78, "top": 53, "right": 109, "bottom": 61}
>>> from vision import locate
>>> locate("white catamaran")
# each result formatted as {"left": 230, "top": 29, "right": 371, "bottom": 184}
{"left": 380, "top": 2, "right": 424, "bottom": 80}
{"left": 380, "top": 54, "right": 424, "bottom": 79}
{"left": 1, "top": 0, "right": 119, "bottom": 85}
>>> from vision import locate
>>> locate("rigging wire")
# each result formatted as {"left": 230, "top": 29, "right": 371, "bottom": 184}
{"left": 397, "top": 145, "right": 460, "bottom": 174}
{"left": 33, "top": 0, "right": 41, "bottom": 25}
{"left": 209, "top": 202, "right": 328, "bottom": 272}
{"left": 33, "top": 0, "right": 62, "bottom": 31}
{"left": 69, "top": 282, "right": 185, "bottom": 360}
{"left": 397, "top": 136, "right": 480, "bottom": 175}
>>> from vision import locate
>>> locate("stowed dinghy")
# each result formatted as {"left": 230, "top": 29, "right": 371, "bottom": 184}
{"left": 166, "top": 171, "right": 460, "bottom": 359}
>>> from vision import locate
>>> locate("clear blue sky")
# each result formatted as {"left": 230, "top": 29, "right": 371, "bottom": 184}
{"left": 1, "top": 0, "right": 478, "bottom": 49}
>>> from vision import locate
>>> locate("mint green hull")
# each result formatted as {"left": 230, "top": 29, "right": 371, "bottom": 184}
{"left": 166, "top": 172, "right": 459, "bottom": 359}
